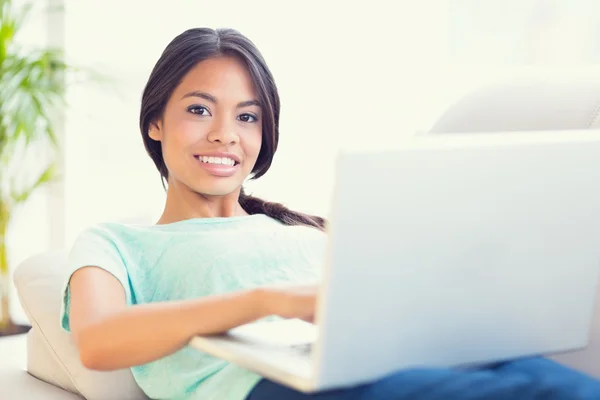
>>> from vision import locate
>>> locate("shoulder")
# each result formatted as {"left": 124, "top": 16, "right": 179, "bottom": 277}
{"left": 72, "top": 221, "right": 155, "bottom": 246}
{"left": 69, "top": 222, "right": 152, "bottom": 266}
{"left": 69, "top": 223, "right": 130, "bottom": 262}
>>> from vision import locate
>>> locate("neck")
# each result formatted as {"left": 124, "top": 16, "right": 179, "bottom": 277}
{"left": 156, "top": 180, "right": 248, "bottom": 224}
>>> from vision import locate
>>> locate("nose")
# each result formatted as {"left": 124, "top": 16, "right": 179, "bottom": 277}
{"left": 207, "top": 116, "right": 238, "bottom": 145}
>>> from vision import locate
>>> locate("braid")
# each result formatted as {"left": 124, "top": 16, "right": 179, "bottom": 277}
{"left": 239, "top": 188, "right": 326, "bottom": 231}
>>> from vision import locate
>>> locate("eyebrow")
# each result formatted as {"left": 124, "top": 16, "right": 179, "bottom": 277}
{"left": 182, "top": 91, "right": 261, "bottom": 109}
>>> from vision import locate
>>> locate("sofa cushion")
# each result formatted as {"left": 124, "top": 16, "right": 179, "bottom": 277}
{"left": 13, "top": 250, "right": 149, "bottom": 400}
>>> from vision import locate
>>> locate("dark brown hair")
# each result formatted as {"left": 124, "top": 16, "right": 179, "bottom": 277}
{"left": 139, "top": 28, "right": 325, "bottom": 230}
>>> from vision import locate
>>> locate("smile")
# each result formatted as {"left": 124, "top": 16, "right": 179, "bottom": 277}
{"left": 194, "top": 155, "right": 238, "bottom": 166}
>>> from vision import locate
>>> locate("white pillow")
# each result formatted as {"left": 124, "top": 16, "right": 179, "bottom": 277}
{"left": 13, "top": 250, "right": 150, "bottom": 400}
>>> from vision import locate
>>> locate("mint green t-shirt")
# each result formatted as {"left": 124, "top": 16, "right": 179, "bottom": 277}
{"left": 61, "top": 214, "right": 327, "bottom": 400}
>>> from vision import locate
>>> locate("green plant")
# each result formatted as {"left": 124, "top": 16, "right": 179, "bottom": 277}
{"left": 0, "top": 0, "right": 70, "bottom": 335}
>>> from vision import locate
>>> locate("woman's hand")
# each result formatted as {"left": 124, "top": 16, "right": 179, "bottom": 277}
{"left": 258, "top": 284, "right": 319, "bottom": 323}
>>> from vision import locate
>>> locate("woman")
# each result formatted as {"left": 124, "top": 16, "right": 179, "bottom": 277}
{"left": 62, "top": 28, "right": 600, "bottom": 400}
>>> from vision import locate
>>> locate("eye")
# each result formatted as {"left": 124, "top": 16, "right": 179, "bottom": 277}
{"left": 238, "top": 113, "right": 258, "bottom": 123}
{"left": 188, "top": 105, "right": 211, "bottom": 116}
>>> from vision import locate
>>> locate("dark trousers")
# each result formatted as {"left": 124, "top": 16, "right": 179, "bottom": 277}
{"left": 246, "top": 357, "right": 600, "bottom": 400}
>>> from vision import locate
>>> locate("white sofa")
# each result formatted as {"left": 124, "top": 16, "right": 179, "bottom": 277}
{"left": 5, "top": 76, "right": 600, "bottom": 399}
{"left": 9, "top": 250, "right": 149, "bottom": 400}
{"left": 428, "top": 75, "right": 600, "bottom": 379}
{"left": 0, "top": 333, "right": 81, "bottom": 400}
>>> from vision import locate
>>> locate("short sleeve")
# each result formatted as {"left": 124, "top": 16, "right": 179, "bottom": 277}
{"left": 61, "top": 226, "right": 133, "bottom": 332}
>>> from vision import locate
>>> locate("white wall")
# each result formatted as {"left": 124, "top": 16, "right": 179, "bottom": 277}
{"left": 9, "top": 0, "right": 600, "bottom": 248}
{"left": 6, "top": 0, "right": 600, "bottom": 324}
{"left": 9, "top": 0, "right": 600, "bottom": 324}
{"left": 59, "top": 0, "right": 600, "bottom": 243}
{"left": 61, "top": 0, "right": 452, "bottom": 244}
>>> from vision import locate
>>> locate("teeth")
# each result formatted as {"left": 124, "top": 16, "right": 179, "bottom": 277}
{"left": 197, "top": 156, "right": 236, "bottom": 166}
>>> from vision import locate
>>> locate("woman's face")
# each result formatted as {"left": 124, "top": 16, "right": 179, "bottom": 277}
{"left": 149, "top": 55, "right": 263, "bottom": 197}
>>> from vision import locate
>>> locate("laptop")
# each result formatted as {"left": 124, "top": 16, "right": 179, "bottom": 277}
{"left": 189, "top": 129, "right": 600, "bottom": 393}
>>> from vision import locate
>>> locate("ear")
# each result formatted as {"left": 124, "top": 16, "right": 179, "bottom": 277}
{"left": 148, "top": 121, "right": 163, "bottom": 141}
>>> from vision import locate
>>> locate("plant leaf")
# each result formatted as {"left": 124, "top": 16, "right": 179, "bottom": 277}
{"left": 0, "top": 0, "right": 103, "bottom": 216}
{"left": 11, "top": 162, "right": 57, "bottom": 205}
{"left": 0, "top": 48, "right": 68, "bottom": 153}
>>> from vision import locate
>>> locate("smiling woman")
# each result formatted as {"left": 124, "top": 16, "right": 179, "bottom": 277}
{"left": 138, "top": 29, "right": 324, "bottom": 228}
{"left": 60, "top": 27, "right": 330, "bottom": 400}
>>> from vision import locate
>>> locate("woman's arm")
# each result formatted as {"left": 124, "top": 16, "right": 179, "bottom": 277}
{"left": 69, "top": 266, "right": 316, "bottom": 371}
